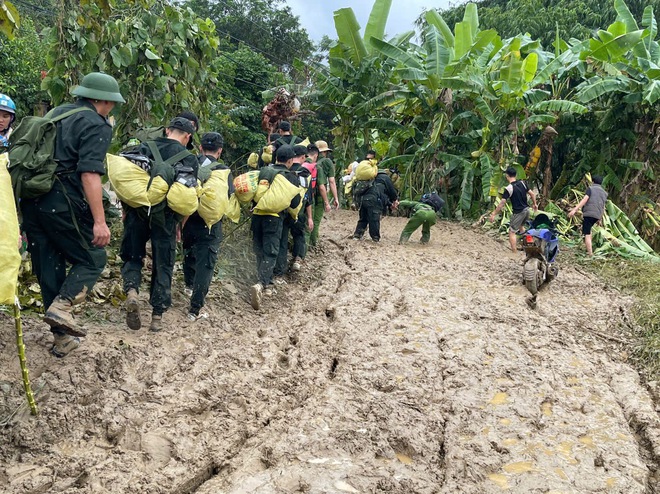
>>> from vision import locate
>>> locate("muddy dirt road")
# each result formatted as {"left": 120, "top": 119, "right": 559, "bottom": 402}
{"left": 1, "top": 210, "right": 659, "bottom": 493}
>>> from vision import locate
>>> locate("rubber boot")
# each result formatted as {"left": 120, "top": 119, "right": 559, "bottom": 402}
{"left": 291, "top": 257, "right": 302, "bottom": 272}
{"left": 50, "top": 333, "right": 81, "bottom": 358}
{"left": 149, "top": 312, "right": 163, "bottom": 332}
{"left": 125, "top": 289, "right": 141, "bottom": 330}
{"left": 44, "top": 296, "right": 86, "bottom": 337}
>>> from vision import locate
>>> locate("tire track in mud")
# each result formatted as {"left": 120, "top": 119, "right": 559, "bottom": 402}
{"left": 0, "top": 210, "right": 659, "bottom": 493}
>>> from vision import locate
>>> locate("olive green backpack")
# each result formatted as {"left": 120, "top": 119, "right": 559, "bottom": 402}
{"left": 7, "top": 107, "right": 94, "bottom": 200}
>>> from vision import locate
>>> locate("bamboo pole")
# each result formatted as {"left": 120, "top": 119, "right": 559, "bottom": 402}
{"left": 14, "top": 298, "right": 37, "bottom": 416}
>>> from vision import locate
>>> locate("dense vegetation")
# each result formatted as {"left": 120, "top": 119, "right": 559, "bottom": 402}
{"left": 312, "top": 0, "right": 660, "bottom": 252}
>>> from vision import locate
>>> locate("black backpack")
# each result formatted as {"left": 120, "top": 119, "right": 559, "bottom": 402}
{"left": 352, "top": 179, "right": 374, "bottom": 208}
{"left": 421, "top": 193, "right": 445, "bottom": 212}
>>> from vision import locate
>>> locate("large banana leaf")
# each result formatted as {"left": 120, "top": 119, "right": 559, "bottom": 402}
{"left": 370, "top": 37, "right": 423, "bottom": 70}
{"left": 463, "top": 3, "right": 479, "bottom": 40}
{"left": 521, "top": 52, "right": 538, "bottom": 83}
{"left": 356, "top": 90, "right": 412, "bottom": 114}
{"left": 460, "top": 164, "right": 475, "bottom": 211}
{"left": 499, "top": 54, "right": 524, "bottom": 93}
{"left": 575, "top": 76, "right": 630, "bottom": 102}
{"left": 643, "top": 79, "right": 660, "bottom": 104}
{"left": 642, "top": 6, "right": 657, "bottom": 54}
{"left": 363, "top": 0, "right": 392, "bottom": 53}
{"left": 365, "top": 118, "right": 406, "bottom": 132}
{"left": 530, "top": 100, "right": 588, "bottom": 114}
{"left": 334, "top": 8, "right": 368, "bottom": 65}
{"left": 454, "top": 21, "right": 473, "bottom": 59}
{"left": 473, "top": 96, "right": 496, "bottom": 124}
{"left": 424, "top": 25, "right": 450, "bottom": 77}
{"left": 614, "top": 0, "right": 638, "bottom": 32}
{"left": 589, "top": 30, "right": 646, "bottom": 61}
{"left": 425, "top": 10, "right": 454, "bottom": 48}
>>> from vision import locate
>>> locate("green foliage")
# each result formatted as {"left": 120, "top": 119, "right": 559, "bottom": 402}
{"left": 0, "top": 17, "right": 47, "bottom": 116}
{"left": 0, "top": 0, "right": 20, "bottom": 39}
{"left": 43, "top": 0, "right": 220, "bottom": 141}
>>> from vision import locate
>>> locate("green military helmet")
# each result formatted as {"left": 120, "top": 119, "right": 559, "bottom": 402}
{"left": 71, "top": 72, "right": 126, "bottom": 103}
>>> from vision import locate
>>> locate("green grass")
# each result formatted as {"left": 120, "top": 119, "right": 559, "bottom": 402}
{"left": 581, "top": 256, "right": 660, "bottom": 380}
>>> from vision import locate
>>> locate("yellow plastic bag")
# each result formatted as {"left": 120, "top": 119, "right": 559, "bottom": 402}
{"left": 0, "top": 153, "right": 21, "bottom": 304}
{"left": 106, "top": 154, "right": 151, "bottom": 208}
{"left": 287, "top": 189, "right": 306, "bottom": 220}
{"left": 355, "top": 159, "right": 378, "bottom": 181}
{"left": 198, "top": 169, "right": 231, "bottom": 228}
{"left": 225, "top": 195, "right": 241, "bottom": 224}
{"left": 167, "top": 181, "right": 200, "bottom": 216}
{"left": 233, "top": 171, "right": 260, "bottom": 204}
{"left": 247, "top": 152, "right": 259, "bottom": 169}
{"left": 254, "top": 173, "right": 304, "bottom": 215}
{"left": 106, "top": 154, "right": 170, "bottom": 208}
{"left": 146, "top": 176, "right": 170, "bottom": 206}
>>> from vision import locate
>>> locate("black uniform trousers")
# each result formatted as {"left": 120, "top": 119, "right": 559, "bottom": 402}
{"left": 120, "top": 205, "right": 178, "bottom": 315}
{"left": 182, "top": 215, "right": 222, "bottom": 315}
{"left": 21, "top": 178, "right": 107, "bottom": 312}
{"left": 251, "top": 214, "right": 284, "bottom": 286}
{"left": 291, "top": 208, "right": 307, "bottom": 259}
{"left": 353, "top": 195, "right": 382, "bottom": 241}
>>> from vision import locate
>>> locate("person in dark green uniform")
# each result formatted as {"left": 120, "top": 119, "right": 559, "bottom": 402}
{"left": 352, "top": 170, "right": 399, "bottom": 242}
{"left": 250, "top": 145, "right": 302, "bottom": 310}
{"left": 273, "top": 144, "right": 313, "bottom": 279}
{"left": 182, "top": 132, "right": 233, "bottom": 321}
{"left": 121, "top": 117, "right": 199, "bottom": 332}
{"left": 304, "top": 143, "right": 331, "bottom": 249}
{"left": 398, "top": 193, "right": 445, "bottom": 244}
{"left": 20, "top": 72, "right": 124, "bottom": 357}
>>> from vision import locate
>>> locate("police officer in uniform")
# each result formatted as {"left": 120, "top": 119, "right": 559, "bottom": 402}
{"left": 20, "top": 72, "right": 125, "bottom": 357}
{"left": 121, "top": 117, "right": 199, "bottom": 332}
{"left": 182, "top": 132, "right": 233, "bottom": 321}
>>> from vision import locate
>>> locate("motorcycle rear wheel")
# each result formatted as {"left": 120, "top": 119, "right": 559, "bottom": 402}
{"left": 524, "top": 258, "right": 540, "bottom": 295}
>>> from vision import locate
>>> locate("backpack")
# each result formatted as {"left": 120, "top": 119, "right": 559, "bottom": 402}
{"left": 352, "top": 179, "right": 374, "bottom": 208}
{"left": 7, "top": 107, "right": 94, "bottom": 200}
{"left": 301, "top": 161, "right": 318, "bottom": 199}
{"left": 421, "top": 192, "right": 445, "bottom": 213}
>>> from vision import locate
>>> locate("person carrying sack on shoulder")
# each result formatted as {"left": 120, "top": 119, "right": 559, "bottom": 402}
{"left": 18, "top": 72, "right": 125, "bottom": 358}
{"left": 352, "top": 169, "right": 398, "bottom": 242}
{"left": 250, "top": 144, "right": 302, "bottom": 310}
{"left": 182, "top": 132, "right": 233, "bottom": 321}
{"left": 120, "top": 116, "right": 199, "bottom": 333}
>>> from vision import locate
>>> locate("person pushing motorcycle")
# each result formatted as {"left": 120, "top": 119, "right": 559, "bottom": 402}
{"left": 490, "top": 167, "right": 538, "bottom": 252}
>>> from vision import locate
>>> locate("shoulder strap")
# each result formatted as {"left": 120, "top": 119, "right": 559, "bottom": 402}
{"left": 163, "top": 149, "right": 191, "bottom": 168}
{"left": 48, "top": 106, "right": 95, "bottom": 123}
{"left": 146, "top": 141, "right": 164, "bottom": 177}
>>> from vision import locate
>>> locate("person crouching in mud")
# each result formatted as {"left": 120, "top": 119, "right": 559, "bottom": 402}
{"left": 398, "top": 193, "right": 445, "bottom": 244}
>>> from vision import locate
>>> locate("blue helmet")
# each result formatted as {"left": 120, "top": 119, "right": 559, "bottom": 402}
{"left": 0, "top": 94, "right": 16, "bottom": 115}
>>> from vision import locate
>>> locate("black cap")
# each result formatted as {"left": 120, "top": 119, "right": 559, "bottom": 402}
{"left": 176, "top": 111, "right": 199, "bottom": 131}
{"left": 307, "top": 143, "right": 319, "bottom": 153}
{"left": 200, "top": 132, "right": 224, "bottom": 150}
{"left": 268, "top": 133, "right": 281, "bottom": 144}
{"left": 293, "top": 144, "right": 307, "bottom": 157}
{"left": 168, "top": 117, "right": 196, "bottom": 135}
{"left": 278, "top": 121, "right": 291, "bottom": 131}
{"left": 276, "top": 144, "right": 295, "bottom": 162}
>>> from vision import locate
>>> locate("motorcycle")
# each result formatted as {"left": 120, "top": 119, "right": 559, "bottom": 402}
{"left": 522, "top": 213, "right": 559, "bottom": 298}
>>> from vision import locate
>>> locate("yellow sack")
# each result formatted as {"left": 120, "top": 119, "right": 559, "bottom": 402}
{"left": 106, "top": 154, "right": 170, "bottom": 208}
{"left": 355, "top": 159, "right": 378, "bottom": 181}
{"left": 0, "top": 154, "right": 21, "bottom": 304}
{"left": 198, "top": 169, "right": 231, "bottom": 227}
{"left": 288, "top": 189, "right": 306, "bottom": 220}
{"left": 254, "top": 178, "right": 270, "bottom": 204}
{"left": 107, "top": 154, "right": 151, "bottom": 208}
{"left": 146, "top": 176, "right": 170, "bottom": 206}
{"left": 299, "top": 137, "right": 310, "bottom": 146}
{"left": 261, "top": 145, "right": 273, "bottom": 165}
{"left": 233, "top": 171, "right": 260, "bottom": 204}
{"left": 225, "top": 194, "right": 241, "bottom": 224}
{"left": 167, "top": 181, "right": 200, "bottom": 216}
{"left": 247, "top": 152, "right": 259, "bottom": 169}
{"left": 254, "top": 173, "right": 304, "bottom": 215}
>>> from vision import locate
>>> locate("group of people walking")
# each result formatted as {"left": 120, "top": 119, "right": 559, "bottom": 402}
{"left": 11, "top": 70, "right": 609, "bottom": 361}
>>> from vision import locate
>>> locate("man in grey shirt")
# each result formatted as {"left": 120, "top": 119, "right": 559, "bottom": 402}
{"left": 569, "top": 175, "right": 608, "bottom": 256}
